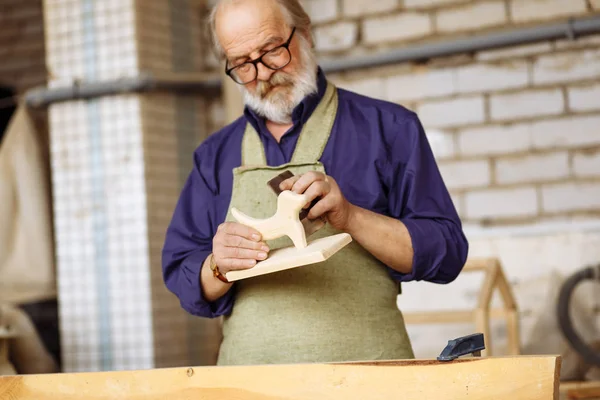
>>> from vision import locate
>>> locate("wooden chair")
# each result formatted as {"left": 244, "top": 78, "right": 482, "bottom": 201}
{"left": 403, "top": 257, "right": 521, "bottom": 357}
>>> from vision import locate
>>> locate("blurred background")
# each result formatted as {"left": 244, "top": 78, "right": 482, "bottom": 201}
{"left": 0, "top": 0, "right": 599, "bottom": 390}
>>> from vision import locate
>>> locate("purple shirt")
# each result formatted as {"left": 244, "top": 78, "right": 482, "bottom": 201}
{"left": 161, "top": 68, "right": 469, "bottom": 318}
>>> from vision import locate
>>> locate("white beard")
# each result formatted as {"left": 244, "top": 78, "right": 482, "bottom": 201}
{"left": 240, "top": 36, "right": 319, "bottom": 124}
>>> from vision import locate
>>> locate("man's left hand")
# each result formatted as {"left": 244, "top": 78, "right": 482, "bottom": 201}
{"left": 279, "top": 171, "right": 355, "bottom": 231}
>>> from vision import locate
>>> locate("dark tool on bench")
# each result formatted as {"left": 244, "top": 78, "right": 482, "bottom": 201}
{"left": 437, "top": 333, "right": 486, "bottom": 361}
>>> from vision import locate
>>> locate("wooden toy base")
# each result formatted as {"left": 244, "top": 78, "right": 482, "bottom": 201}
{"left": 225, "top": 233, "right": 352, "bottom": 282}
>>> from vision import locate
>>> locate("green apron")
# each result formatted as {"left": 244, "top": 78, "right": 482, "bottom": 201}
{"left": 217, "top": 82, "right": 415, "bottom": 365}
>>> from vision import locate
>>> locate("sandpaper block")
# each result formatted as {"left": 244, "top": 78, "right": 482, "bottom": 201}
{"left": 267, "top": 171, "right": 326, "bottom": 237}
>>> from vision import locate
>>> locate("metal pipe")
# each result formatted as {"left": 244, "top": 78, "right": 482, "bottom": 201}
{"left": 24, "top": 72, "right": 222, "bottom": 108}
{"left": 24, "top": 14, "right": 600, "bottom": 107}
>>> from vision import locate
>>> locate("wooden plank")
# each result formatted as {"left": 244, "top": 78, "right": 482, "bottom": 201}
{"left": 560, "top": 381, "right": 600, "bottom": 400}
{"left": 0, "top": 356, "right": 560, "bottom": 400}
{"left": 403, "top": 308, "right": 508, "bottom": 324}
{"left": 225, "top": 233, "right": 352, "bottom": 281}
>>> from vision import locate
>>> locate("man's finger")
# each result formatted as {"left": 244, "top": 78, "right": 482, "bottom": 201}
{"left": 279, "top": 175, "right": 300, "bottom": 191}
{"left": 302, "top": 181, "right": 330, "bottom": 208}
{"left": 307, "top": 196, "right": 334, "bottom": 220}
{"left": 223, "top": 234, "right": 269, "bottom": 251}
{"left": 290, "top": 171, "right": 326, "bottom": 194}
{"left": 221, "top": 222, "right": 262, "bottom": 241}
{"left": 218, "top": 257, "right": 257, "bottom": 271}
{"left": 223, "top": 247, "right": 269, "bottom": 261}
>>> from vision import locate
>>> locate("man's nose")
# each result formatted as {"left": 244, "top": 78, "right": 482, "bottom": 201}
{"left": 256, "top": 62, "right": 275, "bottom": 81}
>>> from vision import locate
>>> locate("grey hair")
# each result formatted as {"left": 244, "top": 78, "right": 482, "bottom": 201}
{"left": 207, "top": 0, "right": 313, "bottom": 59}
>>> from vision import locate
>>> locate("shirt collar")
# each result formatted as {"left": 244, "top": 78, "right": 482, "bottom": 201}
{"left": 243, "top": 66, "right": 328, "bottom": 140}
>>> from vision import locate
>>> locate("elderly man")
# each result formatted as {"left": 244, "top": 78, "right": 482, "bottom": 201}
{"left": 162, "top": 0, "right": 469, "bottom": 366}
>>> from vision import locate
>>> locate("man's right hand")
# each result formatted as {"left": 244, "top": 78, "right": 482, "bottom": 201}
{"left": 212, "top": 222, "right": 270, "bottom": 274}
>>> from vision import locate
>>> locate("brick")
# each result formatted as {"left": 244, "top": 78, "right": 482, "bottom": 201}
{"left": 476, "top": 42, "right": 553, "bottom": 61}
{"left": 426, "top": 129, "right": 456, "bottom": 160}
{"left": 573, "top": 150, "right": 600, "bottom": 178}
{"left": 466, "top": 187, "right": 538, "bottom": 219}
{"left": 495, "top": 152, "right": 569, "bottom": 184}
{"left": 436, "top": 1, "right": 507, "bottom": 33}
{"left": 302, "top": 0, "right": 337, "bottom": 24}
{"left": 438, "top": 159, "right": 490, "bottom": 190}
{"left": 510, "top": 0, "right": 587, "bottom": 23}
{"left": 533, "top": 49, "right": 600, "bottom": 85}
{"left": 490, "top": 88, "right": 564, "bottom": 121}
{"left": 568, "top": 83, "right": 600, "bottom": 112}
{"left": 385, "top": 68, "right": 455, "bottom": 102}
{"left": 458, "top": 124, "right": 531, "bottom": 156}
{"left": 314, "top": 21, "right": 358, "bottom": 52}
{"left": 417, "top": 96, "right": 485, "bottom": 128}
{"left": 404, "top": 0, "right": 469, "bottom": 7}
{"left": 542, "top": 182, "right": 600, "bottom": 213}
{"left": 342, "top": 0, "right": 398, "bottom": 17}
{"left": 455, "top": 61, "right": 529, "bottom": 94}
{"left": 339, "top": 77, "right": 385, "bottom": 100}
{"left": 363, "top": 12, "right": 432, "bottom": 45}
{"left": 532, "top": 116, "right": 600, "bottom": 149}
{"left": 554, "top": 35, "right": 600, "bottom": 50}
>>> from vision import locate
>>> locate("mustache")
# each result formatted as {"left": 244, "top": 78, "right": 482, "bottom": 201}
{"left": 255, "top": 72, "right": 295, "bottom": 98}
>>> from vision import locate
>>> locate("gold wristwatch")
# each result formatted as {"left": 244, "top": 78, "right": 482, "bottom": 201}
{"left": 209, "top": 253, "right": 229, "bottom": 283}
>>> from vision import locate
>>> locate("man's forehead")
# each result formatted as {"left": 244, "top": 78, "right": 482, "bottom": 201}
{"left": 216, "top": 0, "right": 287, "bottom": 58}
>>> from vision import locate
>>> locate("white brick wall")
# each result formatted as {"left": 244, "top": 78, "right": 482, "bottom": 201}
{"left": 466, "top": 187, "right": 538, "bottom": 219}
{"left": 426, "top": 128, "right": 456, "bottom": 159}
{"left": 302, "top": 0, "right": 337, "bottom": 24}
{"left": 573, "top": 151, "right": 600, "bottom": 177}
{"left": 385, "top": 68, "right": 455, "bottom": 102}
{"left": 342, "top": 0, "right": 397, "bottom": 17}
{"left": 338, "top": 77, "right": 385, "bottom": 100}
{"left": 533, "top": 49, "right": 600, "bottom": 85}
{"left": 458, "top": 124, "right": 531, "bottom": 156}
{"left": 495, "top": 152, "right": 569, "bottom": 184}
{"left": 435, "top": 1, "right": 507, "bottom": 33}
{"left": 418, "top": 96, "right": 485, "bottom": 128}
{"left": 509, "top": 0, "right": 588, "bottom": 23}
{"left": 542, "top": 182, "right": 600, "bottom": 213}
{"left": 314, "top": 21, "right": 358, "bottom": 52}
{"left": 531, "top": 116, "right": 600, "bottom": 149}
{"left": 438, "top": 159, "right": 491, "bottom": 190}
{"left": 476, "top": 42, "right": 553, "bottom": 62}
{"left": 404, "top": 0, "right": 469, "bottom": 7}
{"left": 362, "top": 12, "right": 432, "bottom": 44}
{"left": 455, "top": 61, "right": 529, "bottom": 94}
{"left": 490, "top": 88, "right": 564, "bottom": 121}
{"left": 568, "top": 83, "right": 600, "bottom": 112}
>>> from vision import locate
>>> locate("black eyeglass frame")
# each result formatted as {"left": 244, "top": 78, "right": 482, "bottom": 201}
{"left": 224, "top": 27, "right": 297, "bottom": 85}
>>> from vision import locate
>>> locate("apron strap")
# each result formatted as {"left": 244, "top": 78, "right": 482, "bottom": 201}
{"left": 241, "top": 81, "right": 339, "bottom": 166}
{"left": 290, "top": 81, "right": 338, "bottom": 164}
{"left": 242, "top": 123, "right": 267, "bottom": 166}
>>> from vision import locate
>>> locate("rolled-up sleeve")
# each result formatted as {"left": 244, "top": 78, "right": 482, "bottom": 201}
{"left": 386, "top": 114, "right": 469, "bottom": 284}
{"left": 161, "top": 144, "right": 234, "bottom": 318}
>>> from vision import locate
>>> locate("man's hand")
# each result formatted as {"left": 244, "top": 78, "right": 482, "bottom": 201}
{"left": 212, "top": 222, "right": 270, "bottom": 274}
{"left": 280, "top": 171, "right": 415, "bottom": 275}
{"left": 279, "top": 171, "right": 355, "bottom": 231}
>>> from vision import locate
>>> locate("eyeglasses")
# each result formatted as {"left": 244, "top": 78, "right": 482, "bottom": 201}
{"left": 225, "top": 27, "right": 296, "bottom": 85}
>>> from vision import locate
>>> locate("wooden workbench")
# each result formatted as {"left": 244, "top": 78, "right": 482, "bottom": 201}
{"left": 0, "top": 355, "right": 560, "bottom": 399}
